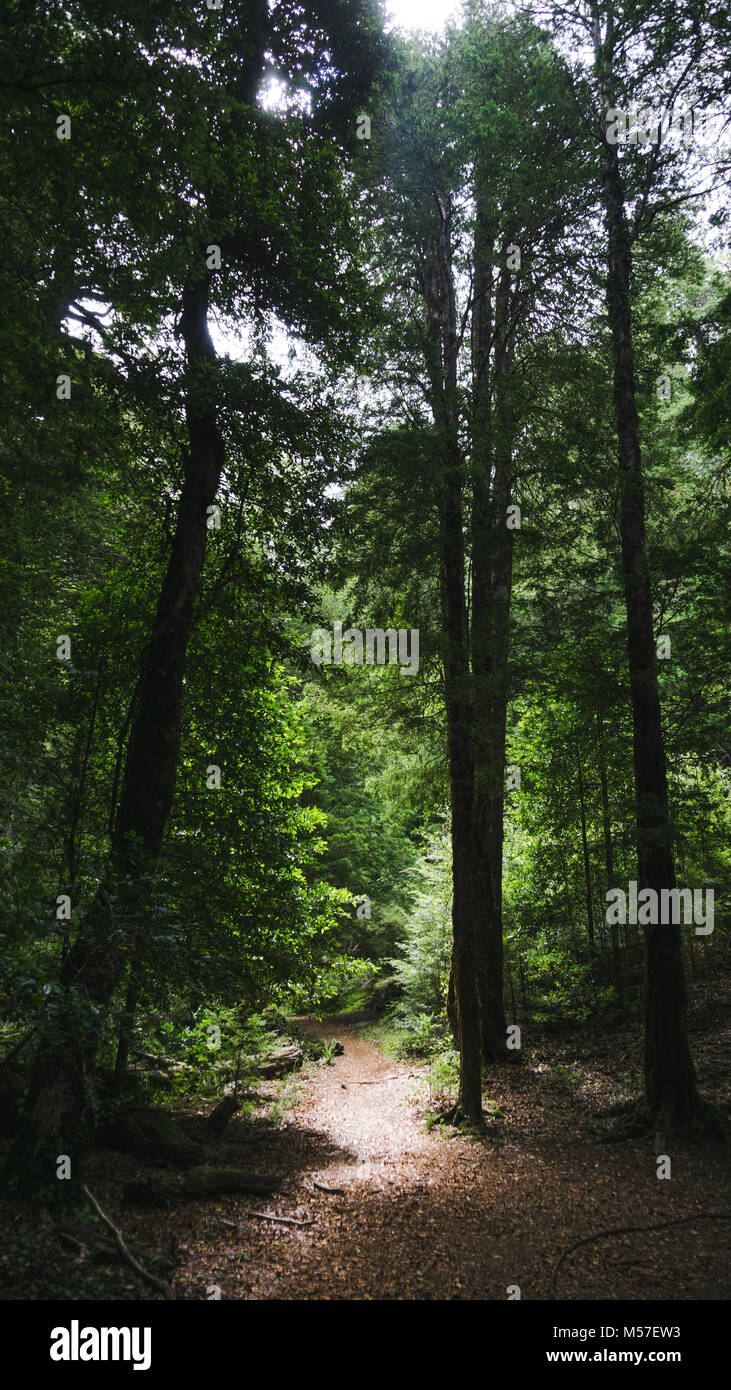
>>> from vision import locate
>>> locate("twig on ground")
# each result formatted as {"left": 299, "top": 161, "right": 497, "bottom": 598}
{"left": 219, "top": 1210, "right": 314, "bottom": 1229}
{"left": 82, "top": 1184, "right": 177, "bottom": 1300}
{"left": 247, "top": 1210, "right": 314, "bottom": 1228}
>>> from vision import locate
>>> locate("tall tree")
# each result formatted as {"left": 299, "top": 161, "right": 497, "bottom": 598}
{"left": 533, "top": 0, "right": 728, "bottom": 1129}
{"left": 2, "top": 0, "right": 384, "bottom": 1193}
{"left": 462, "top": 7, "right": 592, "bottom": 1059}
{"left": 356, "top": 36, "right": 484, "bottom": 1120}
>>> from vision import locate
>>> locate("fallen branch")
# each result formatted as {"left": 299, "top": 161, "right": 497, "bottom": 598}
{"left": 550, "top": 1213, "right": 731, "bottom": 1299}
{"left": 357, "top": 1074, "right": 415, "bottom": 1085}
{"left": 252, "top": 1045, "right": 303, "bottom": 1079}
{"left": 98, "top": 1105, "right": 206, "bottom": 1169}
{"left": 82, "top": 1185, "right": 176, "bottom": 1300}
{"left": 246, "top": 1211, "right": 314, "bottom": 1228}
{"left": 55, "top": 1228, "right": 90, "bottom": 1260}
{"left": 219, "top": 1210, "right": 313, "bottom": 1230}
{"left": 123, "top": 1166, "right": 280, "bottom": 1206}
{"left": 312, "top": 1180, "right": 346, "bottom": 1195}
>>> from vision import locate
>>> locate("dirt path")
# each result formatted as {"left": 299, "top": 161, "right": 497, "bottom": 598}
{"left": 3, "top": 1006, "right": 728, "bottom": 1302}
{"left": 168, "top": 1013, "right": 730, "bottom": 1301}
{"left": 232, "top": 1015, "right": 485, "bottom": 1300}
{"left": 291, "top": 1017, "right": 440, "bottom": 1184}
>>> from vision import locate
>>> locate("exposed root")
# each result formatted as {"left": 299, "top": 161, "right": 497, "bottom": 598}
{"left": 436, "top": 1102, "right": 486, "bottom": 1133}
{"left": 483, "top": 1048, "right": 523, "bottom": 1067}
{"left": 551, "top": 1214, "right": 731, "bottom": 1299}
{"left": 598, "top": 1095, "right": 728, "bottom": 1143}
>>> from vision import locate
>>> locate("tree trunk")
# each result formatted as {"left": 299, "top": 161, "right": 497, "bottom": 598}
{"left": 597, "top": 706, "right": 621, "bottom": 984}
{"left": 470, "top": 211, "right": 512, "bottom": 1061}
{"left": 421, "top": 199, "right": 482, "bottom": 1124}
{"left": 60, "top": 657, "right": 104, "bottom": 966}
{"left": 517, "top": 949, "right": 528, "bottom": 1017}
{"left": 114, "top": 948, "right": 144, "bottom": 1082}
{"left": 599, "top": 76, "right": 702, "bottom": 1129}
{"left": 446, "top": 959, "right": 458, "bottom": 1043}
{"left": 2, "top": 275, "right": 225, "bottom": 1195}
{"left": 576, "top": 751, "right": 596, "bottom": 955}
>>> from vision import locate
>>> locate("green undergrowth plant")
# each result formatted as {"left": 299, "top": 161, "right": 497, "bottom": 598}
{"left": 271, "top": 1074, "right": 304, "bottom": 1123}
{"left": 424, "top": 1047, "right": 460, "bottom": 1109}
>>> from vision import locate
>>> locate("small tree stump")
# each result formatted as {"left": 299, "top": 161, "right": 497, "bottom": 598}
{"left": 205, "top": 1095, "right": 239, "bottom": 1137}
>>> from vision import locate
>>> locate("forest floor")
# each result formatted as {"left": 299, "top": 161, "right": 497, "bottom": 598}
{"left": 1, "top": 980, "right": 729, "bottom": 1300}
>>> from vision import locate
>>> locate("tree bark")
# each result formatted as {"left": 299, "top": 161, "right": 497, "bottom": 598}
{"left": 2, "top": 275, "right": 225, "bottom": 1194}
{"left": 597, "top": 706, "right": 622, "bottom": 983}
{"left": 596, "top": 11, "right": 702, "bottom": 1128}
{"left": 470, "top": 206, "right": 513, "bottom": 1061}
{"left": 576, "top": 750, "right": 596, "bottom": 955}
{"left": 114, "top": 947, "right": 144, "bottom": 1082}
{"left": 421, "top": 198, "right": 482, "bottom": 1124}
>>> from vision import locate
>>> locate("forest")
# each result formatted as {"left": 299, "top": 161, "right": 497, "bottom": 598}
{"left": 0, "top": 0, "right": 729, "bottom": 1324}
